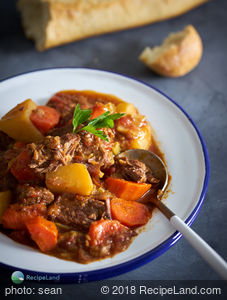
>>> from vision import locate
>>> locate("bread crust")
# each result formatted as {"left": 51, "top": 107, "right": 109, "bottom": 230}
{"left": 139, "top": 25, "right": 203, "bottom": 77}
{"left": 18, "top": 0, "right": 208, "bottom": 50}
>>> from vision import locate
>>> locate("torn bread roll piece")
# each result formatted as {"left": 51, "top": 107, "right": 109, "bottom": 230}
{"left": 139, "top": 25, "right": 203, "bottom": 77}
{"left": 17, "top": 0, "right": 207, "bottom": 51}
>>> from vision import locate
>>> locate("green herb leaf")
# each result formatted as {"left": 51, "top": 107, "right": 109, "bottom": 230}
{"left": 72, "top": 104, "right": 92, "bottom": 133}
{"left": 79, "top": 125, "right": 109, "bottom": 141}
{"left": 90, "top": 112, "right": 125, "bottom": 129}
{"left": 72, "top": 104, "right": 125, "bottom": 141}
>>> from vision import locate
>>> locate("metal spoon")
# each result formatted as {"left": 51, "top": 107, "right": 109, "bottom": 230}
{"left": 119, "top": 149, "right": 227, "bottom": 280}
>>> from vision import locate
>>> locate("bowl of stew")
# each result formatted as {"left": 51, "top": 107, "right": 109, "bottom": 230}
{"left": 0, "top": 68, "right": 209, "bottom": 282}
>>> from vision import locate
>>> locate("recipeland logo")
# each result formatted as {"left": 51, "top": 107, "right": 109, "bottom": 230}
{"left": 11, "top": 271, "right": 24, "bottom": 284}
{"left": 10, "top": 270, "right": 60, "bottom": 283}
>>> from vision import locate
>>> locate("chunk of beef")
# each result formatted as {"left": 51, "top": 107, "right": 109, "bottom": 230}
{"left": 116, "top": 157, "right": 160, "bottom": 184}
{"left": 48, "top": 124, "right": 73, "bottom": 137}
{"left": 48, "top": 119, "right": 115, "bottom": 170}
{"left": 50, "top": 126, "right": 115, "bottom": 170}
{"left": 17, "top": 184, "right": 54, "bottom": 206}
{"left": 48, "top": 194, "right": 107, "bottom": 232}
{"left": 0, "top": 148, "right": 20, "bottom": 191}
{"left": 28, "top": 133, "right": 80, "bottom": 173}
{"left": 76, "top": 129, "right": 115, "bottom": 169}
{"left": 0, "top": 131, "right": 14, "bottom": 151}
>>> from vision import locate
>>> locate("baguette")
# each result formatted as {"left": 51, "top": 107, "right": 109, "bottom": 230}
{"left": 17, "top": 0, "right": 208, "bottom": 51}
{"left": 139, "top": 25, "right": 203, "bottom": 77}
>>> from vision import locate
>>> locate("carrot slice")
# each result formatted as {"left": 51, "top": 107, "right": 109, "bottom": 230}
{"left": 30, "top": 106, "right": 60, "bottom": 134}
{"left": 90, "top": 103, "right": 108, "bottom": 120}
{"left": 10, "top": 149, "right": 38, "bottom": 182}
{"left": 105, "top": 177, "right": 151, "bottom": 201}
{"left": 89, "top": 219, "right": 129, "bottom": 246}
{"left": 2, "top": 204, "right": 47, "bottom": 230}
{"left": 26, "top": 216, "right": 58, "bottom": 252}
{"left": 110, "top": 198, "right": 150, "bottom": 227}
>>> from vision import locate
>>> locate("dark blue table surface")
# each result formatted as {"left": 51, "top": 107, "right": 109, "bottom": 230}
{"left": 0, "top": 0, "right": 226, "bottom": 298}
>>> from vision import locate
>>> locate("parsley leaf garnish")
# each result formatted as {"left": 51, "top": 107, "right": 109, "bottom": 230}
{"left": 72, "top": 104, "right": 92, "bottom": 133}
{"left": 72, "top": 104, "right": 124, "bottom": 141}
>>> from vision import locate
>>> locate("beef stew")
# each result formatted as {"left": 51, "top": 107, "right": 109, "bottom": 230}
{"left": 0, "top": 90, "right": 166, "bottom": 264}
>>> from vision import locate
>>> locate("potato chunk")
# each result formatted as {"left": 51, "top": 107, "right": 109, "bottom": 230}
{"left": 0, "top": 191, "right": 11, "bottom": 223}
{"left": 0, "top": 99, "right": 43, "bottom": 142}
{"left": 130, "top": 122, "right": 152, "bottom": 149}
{"left": 116, "top": 115, "right": 152, "bottom": 150}
{"left": 116, "top": 102, "right": 137, "bottom": 116}
{"left": 46, "top": 163, "right": 93, "bottom": 195}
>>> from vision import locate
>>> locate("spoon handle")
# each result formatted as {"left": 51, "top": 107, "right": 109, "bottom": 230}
{"left": 170, "top": 215, "right": 227, "bottom": 280}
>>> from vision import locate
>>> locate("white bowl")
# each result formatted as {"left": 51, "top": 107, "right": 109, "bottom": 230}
{"left": 0, "top": 68, "right": 209, "bottom": 282}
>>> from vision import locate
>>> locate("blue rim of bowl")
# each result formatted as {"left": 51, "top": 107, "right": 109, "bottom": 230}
{"left": 0, "top": 67, "right": 210, "bottom": 283}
